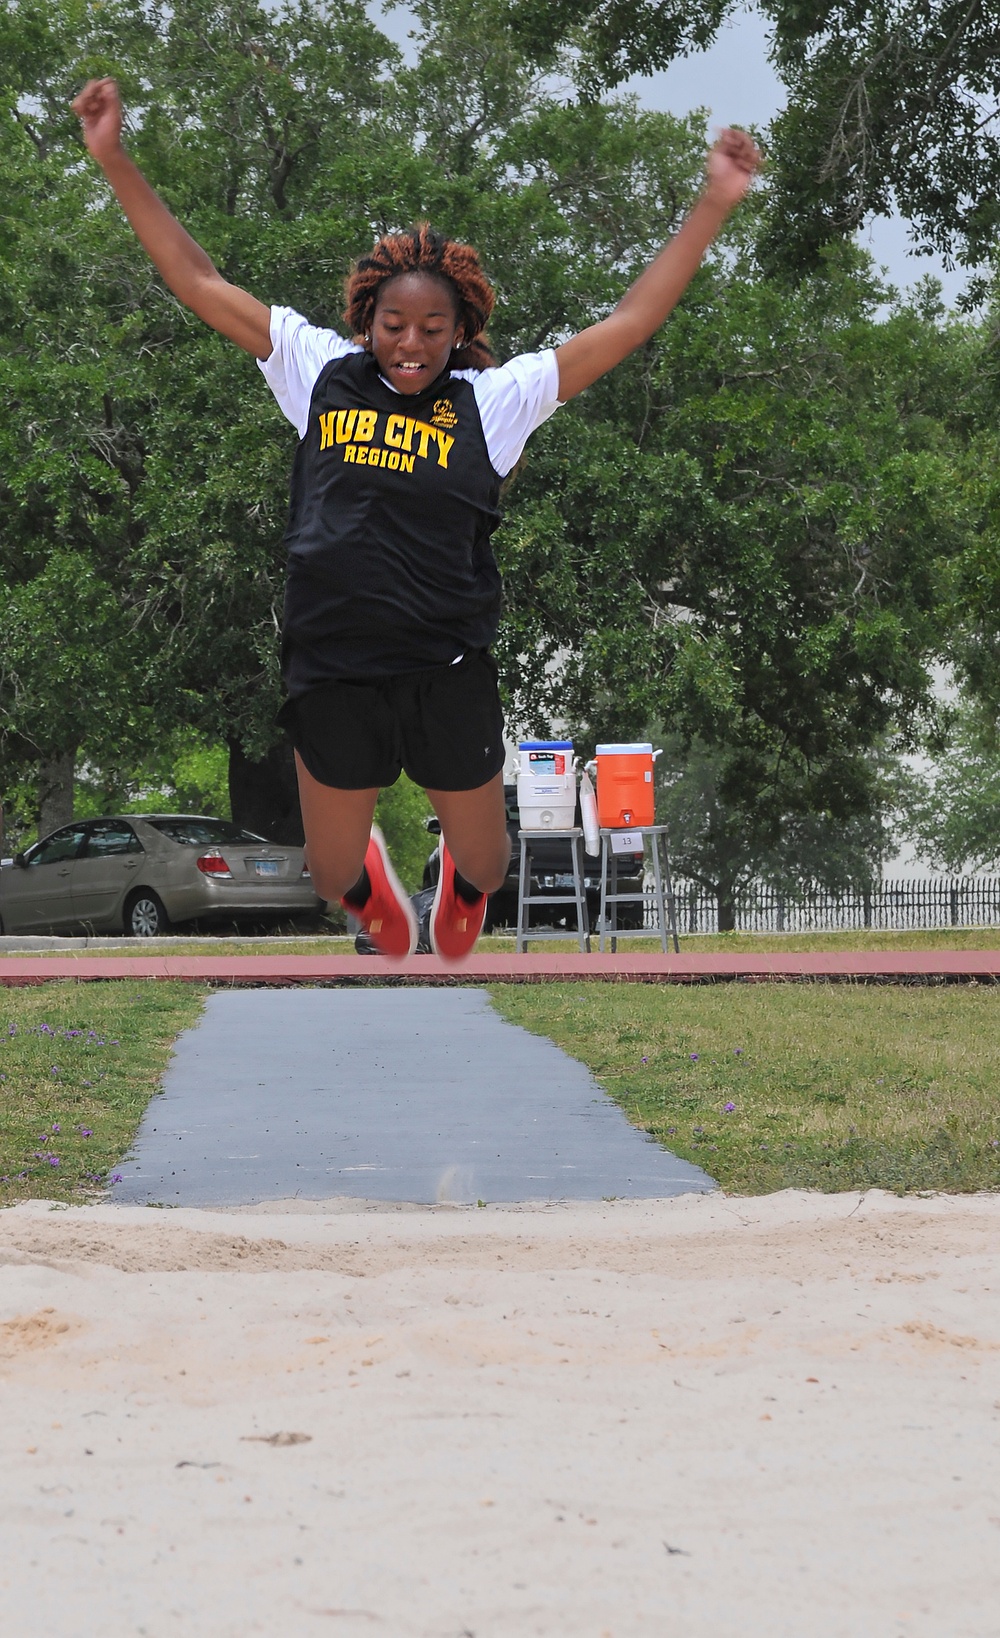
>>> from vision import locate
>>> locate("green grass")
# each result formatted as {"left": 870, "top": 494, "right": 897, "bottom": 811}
{"left": 0, "top": 982, "right": 206, "bottom": 1206}
{"left": 489, "top": 982, "right": 1000, "bottom": 1195}
{"left": 6, "top": 926, "right": 1000, "bottom": 958}
{"left": 3, "top": 971, "right": 1000, "bottom": 1205}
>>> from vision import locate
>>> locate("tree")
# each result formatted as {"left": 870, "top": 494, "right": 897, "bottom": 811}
{"left": 898, "top": 698, "right": 1000, "bottom": 873}
{"left": 0, "top": 0, "right": 712, "bottom": 835}
{"left": 0, "top": 0, "right": 981, "bottom": 884}
{"left": 760, "top": 1, "right": 1000, "bottom": 280}
{"left": 497, "top": 255, "right": 977, "bottom": 922}
{"left": 504, "top": 0, "right": 732, "bottom": 93}
{"left": 656, "top": 735, "right": 899, "bottom": 927}
{"left": 0, "top": 31, "right": 165, "bottom": 832}
{"left": 506, "top": 0, "right": 1000, "bottom": 277}
{"left": 0, "top": 0, "right": 407, "bottom": 836}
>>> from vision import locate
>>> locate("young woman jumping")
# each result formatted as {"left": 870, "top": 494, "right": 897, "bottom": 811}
{"left": 72, "top": 78, "right": 760, "bottom": 961}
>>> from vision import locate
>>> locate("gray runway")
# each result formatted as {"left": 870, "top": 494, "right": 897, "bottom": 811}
{"left": 109, "top": 988, "right": 715, "bottom": 1206}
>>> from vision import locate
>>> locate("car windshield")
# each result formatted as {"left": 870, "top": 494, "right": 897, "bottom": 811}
{"left": 145, "top": 818, "right": 270, "bottom": 847}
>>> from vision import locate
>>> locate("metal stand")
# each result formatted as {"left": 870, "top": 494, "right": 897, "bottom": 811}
{"left": 515, "top": 828, "right": 591, "bottom": 953}
{"left": 597, "top": 825, "right": 680, "bottom": 953}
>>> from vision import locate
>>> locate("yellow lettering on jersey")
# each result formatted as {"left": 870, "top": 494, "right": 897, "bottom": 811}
{"left": 401, "top": 418, "right": 415, "bottom": 452}
{"left": 342, "top": 443, "right": 357, "bottom": 462}
{"left": 433, "top": 430, "right": 454, "bottom": 468}
{"left": 387, "top": 450, "right": 400, "bottom": 469}
{"left": 355, "top": 446, "right": 369, "bottom": 464}
{"left": 355, "top": 410, "right": 377, "bottom": 442}
{"left": 413, "top": 421, "right": 435, "bottom": 460}
{"left": 385, "top": 414, "right": 406, "bottom": 449}
{"left": 335, "top": 409, "right": 358, "bottom": 443}
{"left": 401, "top": 454, "right": 415, "bottom": 474}
{"left": 318, "top": 411, "right": 335, "bottom": 450}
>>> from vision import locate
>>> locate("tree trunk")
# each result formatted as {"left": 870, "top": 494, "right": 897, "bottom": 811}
{"left": 717, "top": 882, "right": 737, "bottom": 933}
{"left": 37, "top": 749, "right": 75, "bottom": 839}
{"left": 228, "top": 738, "right": 304, "bottom": 845}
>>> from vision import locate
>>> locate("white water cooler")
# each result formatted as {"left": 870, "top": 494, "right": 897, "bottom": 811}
{"left": 516, "top": 739, "right": 577, "bottom": 829}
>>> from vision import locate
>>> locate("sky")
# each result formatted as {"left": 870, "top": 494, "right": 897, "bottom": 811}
{"left": 375, "top": 1, "right": 970, "bottom": 307}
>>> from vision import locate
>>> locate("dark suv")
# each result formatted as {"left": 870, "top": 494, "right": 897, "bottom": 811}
{"left": 422, "top": 784, "right": 644, "bottom": 932}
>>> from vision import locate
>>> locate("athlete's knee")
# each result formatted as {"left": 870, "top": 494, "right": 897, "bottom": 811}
{"left": 309, "top": 855, "right": 368, "bottom": 903}
{"left": 451, "top": 834, "right": 510, "bottom": 897}
{"left": 475, "top": 862, "right": 509, "bottom": 895}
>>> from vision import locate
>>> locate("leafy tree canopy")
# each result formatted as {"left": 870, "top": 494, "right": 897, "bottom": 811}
{"left": 897, "top": 696, "right": 1000, "bottom": 873}
{"left": 505, "top": 0, "right": 1000, "bottom": 277}
{"left": 0, "top": 0, "right": 985, "bottom": 888}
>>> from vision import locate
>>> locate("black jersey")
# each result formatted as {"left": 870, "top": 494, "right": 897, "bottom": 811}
{"left": 281, "top": 350, "right": 503, "bottom": 690}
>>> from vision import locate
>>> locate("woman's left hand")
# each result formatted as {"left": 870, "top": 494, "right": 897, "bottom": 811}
{"left": 704, "top": 127, "right": 763, "bottom": 210}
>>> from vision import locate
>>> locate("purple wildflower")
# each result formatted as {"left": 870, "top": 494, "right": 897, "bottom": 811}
{"left": 78, "top": 1126, "right": 93, "bottom": 1138}
{"left": 689, "top": 1053, "right": 699, "bottom": 1061}
{"left": 46, "top": 1156, "right": 60, "bottom": 1167}
{"left": 734, "top": 1048, "right": 743, "bottom": 1056}
{"left": 81, "top": 1080, "right": 92, "bottom": 1088}
{"left": 724, "top": 1101, "right": 736, "bottom": 1113}
{"left": 641, "top": 1056, "right": 649, "bottom": 1064}
{"left": 109, "top": 1172, "right": 123, "bottom": 1184}
{"left": 51, "top": 1122, "right": 60, "bottom": 1134}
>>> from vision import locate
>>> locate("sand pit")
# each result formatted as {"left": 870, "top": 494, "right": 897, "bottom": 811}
{"left": 1, "top": 1190, "right": 998, "bottom": 1637}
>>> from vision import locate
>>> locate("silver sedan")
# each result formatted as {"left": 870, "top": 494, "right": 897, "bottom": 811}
{"left": 0, "top": 815, "right": 321, "bottom": 937}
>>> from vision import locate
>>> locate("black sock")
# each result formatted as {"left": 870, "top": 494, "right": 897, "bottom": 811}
{"left": 453, "top": 868, "right": 485, "bottom": 904}
{"left": 342, "top": 867, "right": 371, "bottom": 909}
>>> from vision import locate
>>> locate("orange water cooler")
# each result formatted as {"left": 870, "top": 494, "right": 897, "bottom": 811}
{"left": 594, "top": 742, "right": 660, "bottom": 828}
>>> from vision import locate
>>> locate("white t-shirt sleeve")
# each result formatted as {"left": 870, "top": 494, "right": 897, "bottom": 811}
{"left": 461, "top": 349, "right": 563, "bottom": 476}
{"left": 257, "top": 305, "right": 362, "bottom": 438}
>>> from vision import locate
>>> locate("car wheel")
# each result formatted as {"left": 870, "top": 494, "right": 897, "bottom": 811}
{"left": 124, "top": 890, "right": 170, "bottom": 938}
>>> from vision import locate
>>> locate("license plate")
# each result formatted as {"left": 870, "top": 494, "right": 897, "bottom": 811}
{"left": 254, "top": 860, "right": 280, "bottom": 877}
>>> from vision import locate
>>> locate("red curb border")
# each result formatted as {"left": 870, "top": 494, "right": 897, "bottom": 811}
{"left": 2, "top": 950, "right": 1000, "bottom": 985}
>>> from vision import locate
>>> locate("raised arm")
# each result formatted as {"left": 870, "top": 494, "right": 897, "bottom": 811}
{"left": 555, "top": 127, "right": 762, "bottom": 402}
{"left": 71, "top": 78, "right": 273, "bottom": 360}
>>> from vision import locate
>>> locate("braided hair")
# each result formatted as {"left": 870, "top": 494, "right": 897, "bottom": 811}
{"left": 344, "top": 223, "right": 496, "bottom": 371}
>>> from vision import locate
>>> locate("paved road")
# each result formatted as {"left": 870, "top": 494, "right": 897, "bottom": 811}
{"left": 110, "top": 988, "right": 714, "bottom": 1207}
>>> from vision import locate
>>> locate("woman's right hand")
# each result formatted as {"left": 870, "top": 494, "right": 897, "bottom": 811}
{"left": 71, "top": 77, "right": 124, "bottom": 164}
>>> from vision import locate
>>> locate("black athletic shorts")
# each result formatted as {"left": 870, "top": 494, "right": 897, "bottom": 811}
{"left": 278, "top": 649, "right": 506, "bottom": 791}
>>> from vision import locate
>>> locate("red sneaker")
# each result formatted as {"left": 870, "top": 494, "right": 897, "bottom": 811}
{"left": 429, "top": 841, "right": 488, "bottom": 962}
{"left": 342, "top": 825, "right": 418, "bottom": 960}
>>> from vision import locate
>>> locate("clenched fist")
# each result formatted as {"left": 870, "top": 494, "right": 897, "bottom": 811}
{"left": 71, "top": 77, "right": 124, "bottom": 164}
{"left": 705, "top": 127, "right": 763, "bottom": 211}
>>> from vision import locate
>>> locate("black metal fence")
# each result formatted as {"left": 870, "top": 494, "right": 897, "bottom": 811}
{"left": 667, "top": 877, "right": 1000, "bottom": 935}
